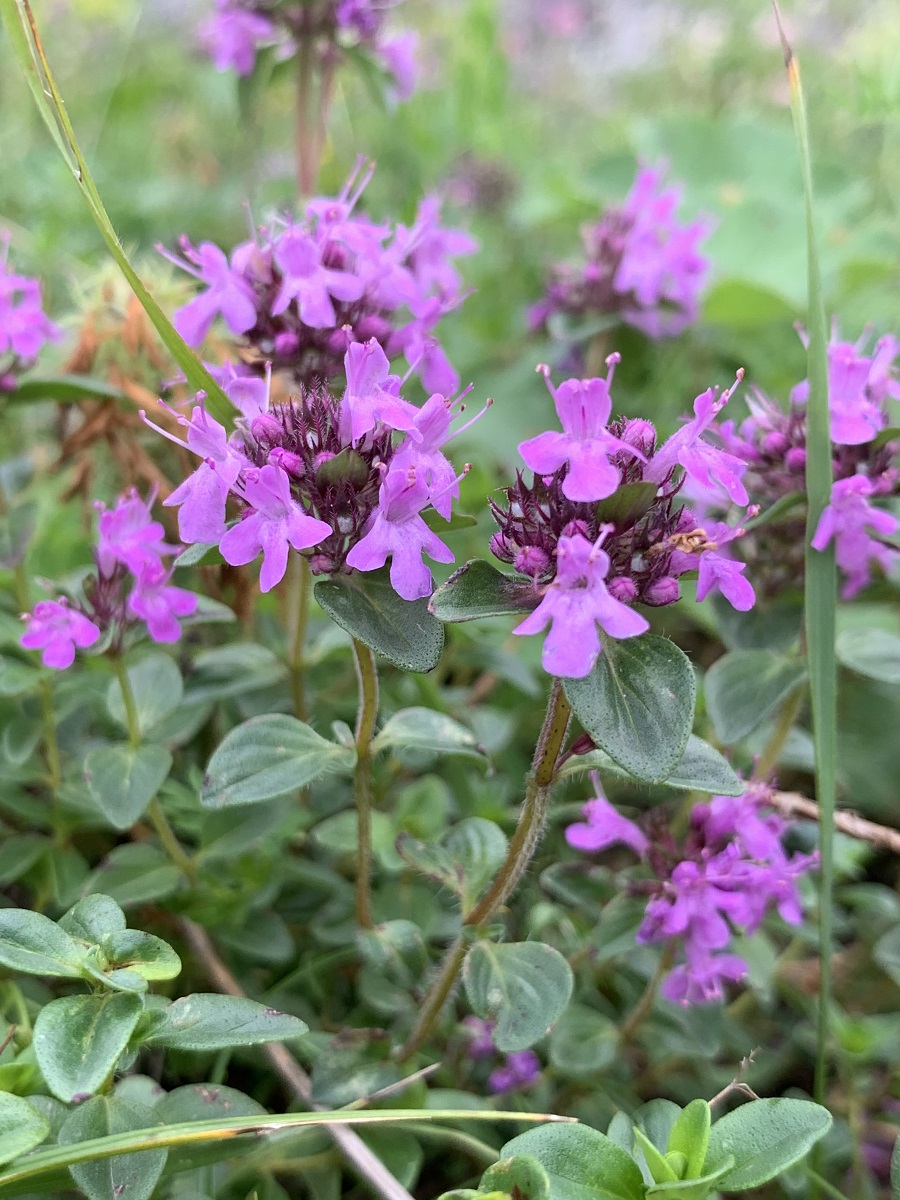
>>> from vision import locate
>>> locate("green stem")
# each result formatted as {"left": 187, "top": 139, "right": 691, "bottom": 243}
{"left": 618, "top": 943, "right": 674, "bottom": 1045}
{"left": 397, "top": 680, "right": 572, "bottom": 1060}
{"left": 805, "top": 1171, "right": 850, "bottom": 1200}
{"left": 753, "top": 682, "right": 805, "bottom": 782}
{"left": 113, "top": 655, "right": 196, "bottom": 883}
{"left": 286, "top": 554, "right": 311, "bottom": 721}
{"left": 351, "top": 639, "right": 379, "bottom": 930}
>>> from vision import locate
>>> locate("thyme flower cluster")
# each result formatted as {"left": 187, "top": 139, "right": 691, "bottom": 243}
{"left": 162, "top": 164, "right": 476, "bottom": 395}
{"left": 491, "top": 355, "right": 755, "bottom": 678}
{"left": 0, "top": 234, "right": 60, "bottom": 392}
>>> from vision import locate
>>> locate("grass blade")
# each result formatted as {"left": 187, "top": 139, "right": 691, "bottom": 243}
{"left": 0, "top": 1108, "right": 570, "bottom": 1191}
{"left": 0, "top": 0, "right": 235, "bottom": 423}
{"left": 773, "top": 4, "right": 837, "bottom": 1108}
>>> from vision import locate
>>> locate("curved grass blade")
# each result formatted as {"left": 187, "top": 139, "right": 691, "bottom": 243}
{"left": 0, "top": 1108, "right": 570, "bottom": 1192}
{"left": 0, "top": 0, "right": 235, "bottom": 423}
{"left": 773, "top": 2, "right": 836, "bottom": 1111}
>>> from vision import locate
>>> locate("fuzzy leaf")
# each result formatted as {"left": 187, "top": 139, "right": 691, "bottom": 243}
{"left": 0, "top": 1093, "right": 51, "bottom": 1167}
{"left": 501, "top": 1124, "right": 645, "bottom": 1200}
{"left": 58, "top": 1096, "right": 167, "bottom": 1200}
{"left": 84, "top": 744, "right": 173, "bottom": 829}
{"left": 464, "top": 941, "right": 573, "bottom": 1052}
{"left": 0, "top": 909, "right": 86, "bottom": 978}
{"left": 34, "top": 993, "right": 143, "bottom": 1102}
{"left": 142, "top": 993, "right": 307, "bottom": 1051}
{"left": 429, "top": 559, "right": 539, "bottom": 623}
{"left": 704, "top": 650, "right": 807, "bottom": 744}
{"left": 705, "top": 1098, "right": 832, "bottom": 1191}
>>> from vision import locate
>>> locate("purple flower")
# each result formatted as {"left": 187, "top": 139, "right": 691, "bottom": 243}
{"left": 393, "top": 295, "right": 461, "bottom": 396}
{"left": 646, "top": 373, "right": 749, "bottom": 505}
{"left": 0, "top": 236, "right": 61, "bottom": 364}
{"left": 198, "top": 1, "right": 274, "bottom": 75}
{"left": 661, "top": 949, "right": 748, "bottom": 1006}
{"left": 96, "top": 490, "right": 173, "bottom": 578}
{"left": 345, "top": 468, "right": 454, "bottom": 601}
{"left": 462, "top": 1016, "right": 496, "bottom": 1059}
{"left": 513, "top": 532, "right": 649, "bottom": 678}
{"left": 20, "top": 599, "right": 101, "bottom": 670}
{"left": 565, "top": 772, "right": 648, "bottom": 856}
{"left": 488, "top": 1050, "right": 541, "bottom": 1094}
{"left": 168, "top": 241, "right": 258, "bottom": 346}
{"left": 378, "top": 32, "right": 419, "bottom": 101}
{"left": 220, "top": 464, "right": 332, "bottom": 592}
{"left": 272, "top": 227, "right": 365, "bottom": 327}
{"left": 391, "top": 389, "right": 490, "bottom": 519}
{"left": 614, "top": 165, "right": 713, "bottom": 339}
{"left": 340, "top": 339, "right": 420, "bottom": 445}
{"left": 792, "top": 331, "right": 899, "bottom": 446}
{"left": 128, "top": 564, "right": 199, "bottom": 643}
{"left": 811, "top": 474, "right": 899, "bottom": 597}
{"left": 397, "top": 196, "right": 478, "bottom": 300}
{"left": 519, "top": 357, "right": 643, "bottom": 502}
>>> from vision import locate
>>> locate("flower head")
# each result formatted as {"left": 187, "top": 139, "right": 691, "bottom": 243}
{"left": 198, "top": 0, "right": 274, "bottom": 75}
{"left": 20, "top": 599, "right": 101, "bottom": 670}
{"left": 128, "top": 564, "right": 199, "bottom": 643}
{"left": 811, "top": 474, "right": 899, "bottom": 598}
{"left": 792, "top": 329, "right": 900, "bottom": 446}
{"left": 0, "top": 235, "right": 61, "bottom": 373}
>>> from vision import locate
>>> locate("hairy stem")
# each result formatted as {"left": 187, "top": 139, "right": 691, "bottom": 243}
{"left": 352, "top": 639, "right": 379, "bottom": 930}
{"left": 286, "top": 554, "right": 311, "bottom": 721}
{"left": 397, "top": 680, "right": 572, "bottom": 1060}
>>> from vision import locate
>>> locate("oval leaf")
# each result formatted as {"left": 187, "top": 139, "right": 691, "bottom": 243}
{"left": 314, "top": 569, "right": 444, "bottom": 672}
{"left": 429, "top": 559, "right": 539, "bottom": 623}
{"left": 560, "top": 734, "right": 743, "bottom": 796}
{"left": 704, "top": 650, "right": 807, "bottom": 745}
{"left": 142, "top": 993, "right": 307, "bottom": 1051}
{"left": 58, "top": 1096, "right": 167, "bottom": 1200}
{"left": 0, "top": 909, "right": 86, "bottom": 978}
{"left": 106, "top": 654, "right": 184, "bottom": 737}
{"left": 201, "top": 714, "right": 356, "bottom": 808}
{"left": 34, "top": 993, "right": 143, "bottom": 1102}
{"left": 836, "top": 628, "right": 900, "bottom": 685}
{"left": 84, "top": 744, "right": 173, "bottom": 829}
{"left": 564, "top": 636, "right": 696, "bottom": 784}
{"left": 501, "top": 1124, "right": 645, "bottom": 1200}
{"left": 705, "top": 1098, "right": 832, "bottom": 1191}
{"left": 0, "top": 1093, "right": 51, "bottom": 1167}
{"left": 480, "top": 1156, "right": 551, "bottom": 1200}
{"left": 463, "top": 941, "right": 573, "bottom": 1052}
{"left": 373, "top": 707, "right": 484, "bottom": 760}
{"left": 59, "top": 895, "right": 127, "bottom": 944}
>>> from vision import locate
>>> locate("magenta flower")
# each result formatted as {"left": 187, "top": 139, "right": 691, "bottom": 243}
{"left": 519, "top": 358, "right": 643, "bottom": 502}
{"left": 565, "top": 772, "right": 648, "bottom": 857}
{"left": 220, "top": 465, "right": 332, "bottom": 592}
{"left": 394, "top": 295, "right": 461, "bottom": 396}
{"left": 513, "top": 532, "right": 649, "bottom": 678}
{"left": 462, "top": 1016, "right": 496, "bottom": 1060}
{"left": 0, "top": 237, "right": 61, "bottom": 364}
{"left": 345, "top": 468, "right": 454, "bottom": 601}
{"left": 811, "top": 474, "right": 899, "bottom": 598}
{"left": 392, "top": 390, "right": 490, "bottom": 519}
{"left": 378, "top": 32, "right": 419, "bottom": 101}
{"left": 96, "top": 490, "right": 173, "bottom": 578}
{"left": 169, "top": 242, "right": 258, "bottom": 346}
{"left": 272, "top": 227, "right": 365, "bottom": 328}
{"left": 20, "top": 599, "right": 101, "bottom": 670}
{"left": 128, "top": 565, "right": 199, "bottom": 643}
{"left": 792, "top": 331, "right": 899, "bottom": 446}
{"left": 488, "top": 1050, "right": 541, "bottom": 1095}
{"left": 340, "top": 339, "right": 420, "bottom": 445}
{"left": 647, "top": 374, "right": 748, "bottom": 505}
{"left": 661, "top": 949, "right": 748, "bottom": 1006}
{"left": 198, "top": 0, "right": 274, "bottom": 75}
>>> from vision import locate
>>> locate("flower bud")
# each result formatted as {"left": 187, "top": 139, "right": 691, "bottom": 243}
{"left": 274, "top": 331, "right": 300, "bottom": 357}
{"left": 0, "top": 373, "right": 18, "bottom": 393}
{"left": 785, "top": 447, "right": 806, "bottom": 472}
{"left": 621, "top": 418, "right": 657, "bottom": 456}
{"left": 561, "top": 519, "right": 591, "bottom": 540}
{"left": 761, "top": 431, "right": 789, "bottom": 457}
{"left": 607, "top": 576, "right": 638, "bottom": 603}
{"left": 269, "top": 447, "right": 304, "bottom": 476}
{"left": 514, "top": 545, "right": 550, "bottom": 578}
{"left": 251, "top": 412, "right": 284, "bottom": 441}
{"left": 308, "top": 553, "right": 335, "bottom": 575}
{"left": 643, "top": 575, "right": 680, "bottom": 606}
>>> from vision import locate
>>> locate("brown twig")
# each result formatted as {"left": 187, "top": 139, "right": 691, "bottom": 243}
{"left": 177, "top": 918, "right": 416, "bottom": 1200}
{"left": 770, "top": 790, "right": 900, "bottom": 855}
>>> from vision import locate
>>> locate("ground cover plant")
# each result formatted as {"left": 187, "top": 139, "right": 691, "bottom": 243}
{"left": 0, "top": 0, "right": 900, "bottom": 1198}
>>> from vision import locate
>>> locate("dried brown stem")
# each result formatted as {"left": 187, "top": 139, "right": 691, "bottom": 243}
{"left": 770, "top": 790, "right": 900, "bottom": 855}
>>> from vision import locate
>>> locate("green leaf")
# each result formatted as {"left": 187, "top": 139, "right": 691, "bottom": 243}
{"left": 667, "top": 1100, "right": 710, "bottom": 1179}
{"left": 422, "top": 510, "right": 479, "bottom": 534}
{"left": 155, "top": 1083, "right": 266, "bottom": 1124}
{"left": 560, "top": 734, "right": 743, "bottom": 796}
{"left": 373, "top": 707, "right": 484, "bottom": 760}
{"left": 635, "top": 1100, "right": 683, "bottom": 1155}
{"left": 644, "top": 1158, "right": 735, "bottom": 1200}
{"left": 873, "top": 926, "right": 900, "bottom": 989}
{"left": 549, "top": 1005, "right": 617, "bottom": 1077}
{"left": 429, "top": 559, "right": 538, "bottom": 623}
{"left": 463, "top": 941, "right": 573, "bottom": 1052}
{"left": 836, "top": 628, "right": 900, "bottom": 684}
{"left": 7, "top": 374, "right": 130, "bottom": 405}
{"left": 103, "top": 930, "right": 182, "bottom": 981}
{"left": 201, "top": 714, "right": 356, "bottom": 808}
{"left": 173, "top": 540, "right": 227, "bottom": 568}
{"left": 0, "top": 1, "right": 235, "bottom": 422}
{"left": 501, "top": 1124, "right": 645, "bottom": 1200}
{"left": 0, "top": 1093, "right": 51, "bottom": 1166}
{"left": 594, "top": 482, "right": 659, "bottom": 530}
{"left": 141, "top": 994, "right": 307, "bottom": 1051}
{"left": 563, "top": 636, "right": 696, "bottom": 784}
{"left": 705, "top": 1098, "right": 832, "bottom": 1191}
{"left": 83, "top": 844, "right": 183, "bottom": 908}
{"left": 34, "top": 993, "right": 143, "bottom": 1102}
{"left": 397, "top": 817, "right": 508, "bottom": 916}
{"left": 59, "top": 895, "right": 127, "bottom": 943}
{"left": 106, "top": 654, "right": 184, "bottom": 737}
{"left": 314, "top": 568, "right": 445, "bottom": 672}
{"left": 183, "top": 643, "right": 287, "bottom": 705}
{"left": 634, "top": 1128, "right": 679, "bottom": 1184}
{"left": 0, "top": 909, "right": 86, "bottom": 977}
{"left": 704, "top": 650, "right": 807, "bottom": 743}
{"left": 58, "top": 1096, "right": 166, "bottom": 1200}
{"left": 84, "top": 744, "right": 173, "bottom": 829}
{"left": 479, "top": 1156, "right": 551, "bottom": 1200}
